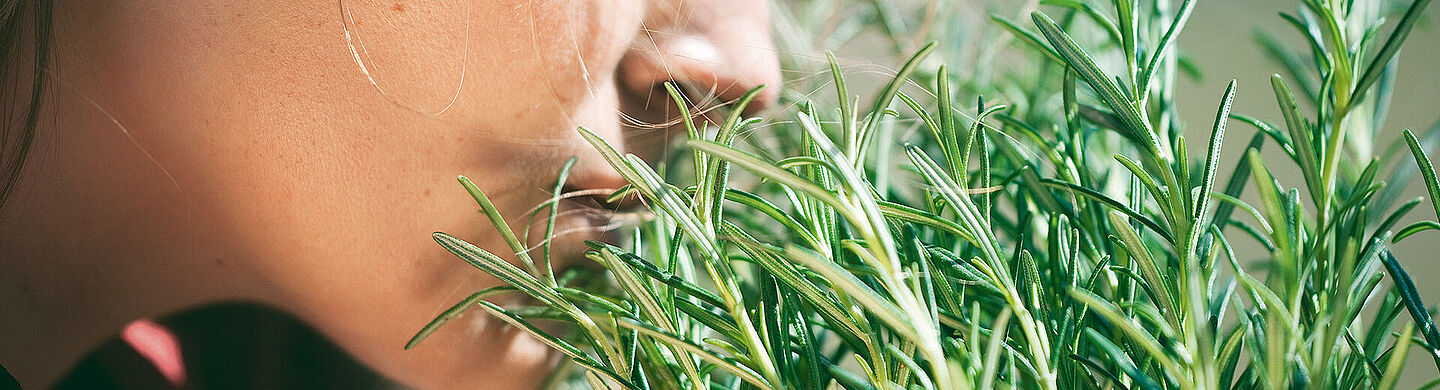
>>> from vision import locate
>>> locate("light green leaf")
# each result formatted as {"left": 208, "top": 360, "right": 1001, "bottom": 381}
{"left": 1032, "top": 11, "right": 1160, "bottom": 158}
{"left": 618, "top": 319, "right": 773, "bottom": 389}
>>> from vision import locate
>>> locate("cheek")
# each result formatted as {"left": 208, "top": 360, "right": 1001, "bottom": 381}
{"left": 60, "top": 1, "right": 648, "bottom": 387}
{"left": 239, "top": 2, "right": 645, "bottom": 387}
{"left": 337, "top": 0, "right": 642, "bottom": 131}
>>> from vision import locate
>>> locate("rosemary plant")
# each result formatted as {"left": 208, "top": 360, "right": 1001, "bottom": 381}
{"left": 410, "top": 0, "right": 1440, "bottom": 388}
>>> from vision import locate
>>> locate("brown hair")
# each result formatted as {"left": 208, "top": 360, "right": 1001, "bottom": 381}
{"left": 0, "top": 0, "right": 51, "bottom": 211}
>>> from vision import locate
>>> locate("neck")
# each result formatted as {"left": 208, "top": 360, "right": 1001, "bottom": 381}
{"left": 0, "top": 180, "right": 260, "bottom": 389}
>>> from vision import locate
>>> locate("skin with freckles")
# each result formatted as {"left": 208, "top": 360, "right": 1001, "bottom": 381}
{"left": 0, "top": 1, "right": 778, "bottom": 389}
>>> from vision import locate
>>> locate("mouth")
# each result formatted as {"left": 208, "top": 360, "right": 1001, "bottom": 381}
{"left": 516, "top": 181, "right": 641, "bottom": 282}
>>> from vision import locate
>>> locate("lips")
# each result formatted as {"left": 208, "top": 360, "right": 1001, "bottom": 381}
{"left": 563, "top": 157, "right": 630, "bottom": 198}
{"left": 508, "top": 171, "right": 627, "bottom": 281}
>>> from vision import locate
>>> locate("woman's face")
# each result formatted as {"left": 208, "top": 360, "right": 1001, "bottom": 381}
{"left": 3, "top": 0, "right": 777, "bottom": 388}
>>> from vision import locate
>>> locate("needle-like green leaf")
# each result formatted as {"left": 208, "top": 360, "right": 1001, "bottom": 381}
{"left": 1354, "top": 0, "right": 1434, "bottom": 104}
{"left": 1032, "top": 11, "right": 1161, "bottom": 158}
{"left": 458, "top": 176, "right": 539, "bottom": 278}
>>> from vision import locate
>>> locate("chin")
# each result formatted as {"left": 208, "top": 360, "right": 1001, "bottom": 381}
{"left": 387, "top": 319, "right": 559, "bottom": 390}
{"left": 383, "top": 199, "right": 621, "bottom": 390}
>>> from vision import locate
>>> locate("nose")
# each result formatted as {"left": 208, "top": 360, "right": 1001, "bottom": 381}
{"left": 617, "top": 0, "right": 782, "bottom": 124}
{"left": 590, "top": 0, "right": 779, "bottom": 211}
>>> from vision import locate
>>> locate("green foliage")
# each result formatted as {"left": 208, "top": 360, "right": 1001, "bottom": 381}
{"left": 413, "top": 0, "right": 1439, "bottom": 388}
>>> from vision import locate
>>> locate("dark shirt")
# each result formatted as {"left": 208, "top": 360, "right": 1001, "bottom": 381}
{"left": 42, "top": 303, "right": 395, "bottom": 390}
